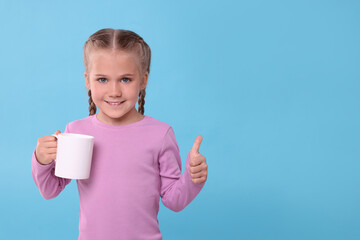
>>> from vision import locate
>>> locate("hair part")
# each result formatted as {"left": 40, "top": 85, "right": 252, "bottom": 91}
{"left": 83, "top": 28, "right": 151, "bottom": 116}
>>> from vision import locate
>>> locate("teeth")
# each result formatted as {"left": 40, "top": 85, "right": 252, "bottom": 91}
{"left": 107, "top": 101, "right": 122, "bottom": 105}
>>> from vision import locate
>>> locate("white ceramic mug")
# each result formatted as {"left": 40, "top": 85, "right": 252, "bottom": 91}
{"left": 52, "top": 133, "right": 94, "bottom": 179}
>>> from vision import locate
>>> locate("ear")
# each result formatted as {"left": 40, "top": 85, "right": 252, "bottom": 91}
{"left": 140, "top": 72, "right": 149, "bottom": 90}
{"left": 85, "top": 72, "right": 90, "bottom": 90}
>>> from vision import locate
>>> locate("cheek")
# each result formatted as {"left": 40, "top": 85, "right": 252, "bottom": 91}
{"left": 130, "top": 86, "right": 141, "bottom": 97}
{"left": 131, "top": 88, "right": 139, "bottom": 97}
{"left": 90, "top": 87, "right": 104, "bottom": 102}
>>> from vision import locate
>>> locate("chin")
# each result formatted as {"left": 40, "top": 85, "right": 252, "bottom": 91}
{"left": 104, "top": 111, "right": 127, "bottom": 119}
{"left": 105, "top": 108, "right": 133, "bottom": 119}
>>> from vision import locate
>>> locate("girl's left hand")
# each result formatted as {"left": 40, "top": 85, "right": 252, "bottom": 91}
{"left": 189, "top": 135, "right": 208, "bottom": 184}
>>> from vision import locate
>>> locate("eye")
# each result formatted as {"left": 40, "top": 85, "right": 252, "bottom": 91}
{"left": 121, "top": 78, "right": 131, "bottom": 83}
{"left": 97, "top": 78, "right": 107, "bottom": 83}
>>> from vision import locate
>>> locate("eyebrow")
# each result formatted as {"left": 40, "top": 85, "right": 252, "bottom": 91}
{"left": 94, "top": 73, "right": 134, "bottom": 77}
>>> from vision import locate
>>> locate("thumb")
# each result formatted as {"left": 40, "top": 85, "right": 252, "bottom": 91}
{"left": 191, "top": 135, "right": 203, "bottom": 154}
{"left": 54, "top": 130, "right": 61, "bottom": 135}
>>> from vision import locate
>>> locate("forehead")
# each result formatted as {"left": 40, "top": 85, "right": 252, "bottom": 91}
{"left": 88, "top": 49, "right": 140, "bottom": 75}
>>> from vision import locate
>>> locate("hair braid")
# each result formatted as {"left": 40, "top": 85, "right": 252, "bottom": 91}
{"left": 137, "top": 89, "right": 146, "bottom": 115}
{"left": 88, "top": 90, "right": 97, "bottom": 116}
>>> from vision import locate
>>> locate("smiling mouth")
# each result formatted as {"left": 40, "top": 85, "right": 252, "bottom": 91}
{"left": 105, "top": 100, "right": 125, "bottom": 106}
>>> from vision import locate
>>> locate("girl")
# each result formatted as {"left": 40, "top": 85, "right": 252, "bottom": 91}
{"left": 31, "top": 28, "right": 208, "bottom": 240}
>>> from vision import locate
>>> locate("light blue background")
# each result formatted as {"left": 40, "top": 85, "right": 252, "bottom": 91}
{"left": 0, "top": 0, "right": 359, "bottom": 239}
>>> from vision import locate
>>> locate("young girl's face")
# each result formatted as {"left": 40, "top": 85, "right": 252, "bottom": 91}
{"left": 85, "top": 49, "right": 148, "bottom": 125}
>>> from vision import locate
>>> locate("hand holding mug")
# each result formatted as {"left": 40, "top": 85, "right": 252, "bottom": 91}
{"left": 35, "top": 130, "right": 61, "bottom": 165}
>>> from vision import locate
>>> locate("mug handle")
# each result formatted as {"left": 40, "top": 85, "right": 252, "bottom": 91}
{"left": 51, "top": 134, "right": 60, "bottom": 161}
{"left": 52, "top": 134, "right": 60, "bottom": 140}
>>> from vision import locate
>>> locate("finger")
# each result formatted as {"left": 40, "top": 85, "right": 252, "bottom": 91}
{"left": 52, "top": 130, "right": 61, "bottom": 141}
{"left": 189, "top": 162, "right": 207, "bottom": 174}
{"left": 42, "top": 130, "right": 61, "bottom": 142}
{"left": 46, "top": 152, "right": 57, "bottom": 157}
{"left": 190, "top": 170, "right": 207, "bottom": 179}
{"left": 191, "top": 135, "right": 203, "bottom": 154}
{"left": 45, "top": 147, "right": 57, "bottom": 153}
{"left": 190, "top": 155, "right": 206, "bottom": 167}
{"left": 191, "top": 176, "right": 207, "bottom": 184}
{"left": 44, "top": 151, "right": 57, "bottom": 158}
{"left": 41, "top": 135, "right": 58, "bottom": 142}
{"left": 43, "top": 142, "right": 57, "bottom": 148}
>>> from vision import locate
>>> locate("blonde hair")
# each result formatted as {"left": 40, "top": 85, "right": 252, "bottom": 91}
{"left": 83, "top": 28, "right": 151, "bottom": 115}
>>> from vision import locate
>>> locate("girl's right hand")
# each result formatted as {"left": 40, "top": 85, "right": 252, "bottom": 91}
{"left": 35, "top": 130, "right": 61, "bottom": 165}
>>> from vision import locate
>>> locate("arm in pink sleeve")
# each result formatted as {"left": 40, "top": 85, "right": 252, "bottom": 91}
{"left": 31, "top": 124, "right": 72, "bottom": 200}
{"left": 159, "top": 127, "right": 205, "bottom": 212}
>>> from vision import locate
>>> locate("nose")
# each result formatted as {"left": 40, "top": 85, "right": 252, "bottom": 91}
{"left": 108, "top": 81, "right": 122, "bottom": 98}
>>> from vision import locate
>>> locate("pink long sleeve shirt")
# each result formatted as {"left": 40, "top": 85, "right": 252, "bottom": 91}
{"left": 31, "top": 114, "right": 205, "bottom": 240}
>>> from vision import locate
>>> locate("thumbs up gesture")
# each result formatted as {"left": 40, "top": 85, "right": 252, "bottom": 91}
{"left": 189, "top": 135, "right": 208, "bottom": 184}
